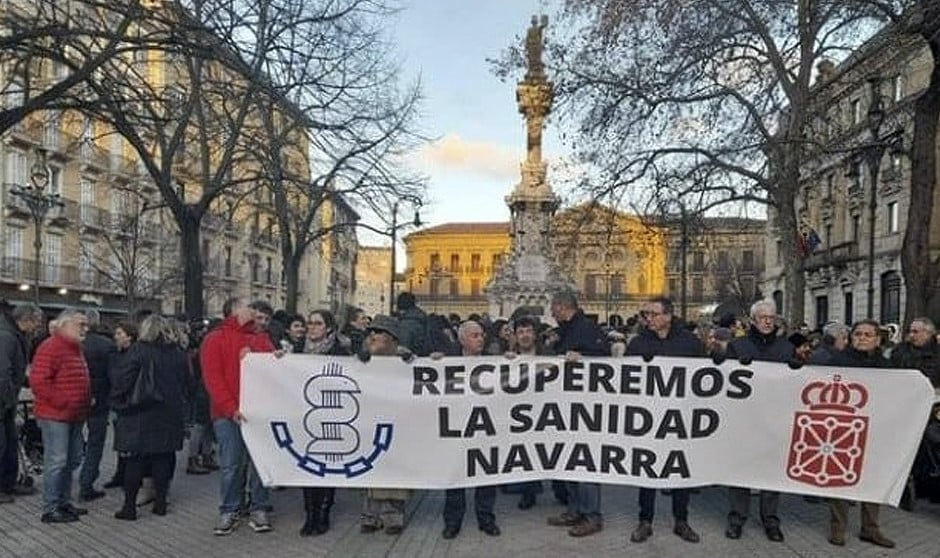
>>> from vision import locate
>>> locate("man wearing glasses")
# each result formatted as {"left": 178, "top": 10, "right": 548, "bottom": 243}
{"left": 724, "top": 299, "right": 795, "bottom": 543}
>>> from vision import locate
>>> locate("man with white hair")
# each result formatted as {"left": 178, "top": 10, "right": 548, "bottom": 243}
{"left": 810, "top": 322, "right": 850, "bottom": 366}
{"left": 891, "top": 317, "right": 940, "bottom": 387}
{"left": 725, "top": 299, "right": 795, "bottom": 543}
{"left": 440, "top": 320, "right": 500, "bottom": 539}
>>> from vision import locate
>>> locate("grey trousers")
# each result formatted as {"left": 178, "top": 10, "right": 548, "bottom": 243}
{"left": 727, "top": 487, "right": 780, "bottom": 526}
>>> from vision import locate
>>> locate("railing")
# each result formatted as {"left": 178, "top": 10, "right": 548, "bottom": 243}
{"left": 804, "top": 241, "right": 860, "bottom": 271}
{"left": 0, "top": 258, "right": 79, "bottom": 285}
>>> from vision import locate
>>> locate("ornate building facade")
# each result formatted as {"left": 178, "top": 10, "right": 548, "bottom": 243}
{"left": 354, "top": 245, "right": 392, "bottom": 317}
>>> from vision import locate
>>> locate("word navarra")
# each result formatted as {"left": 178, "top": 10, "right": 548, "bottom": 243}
{"left": 413, "top": 361, "right": 754, "bottom": 398}
{"left": 467, "top": 443, "right": 691, "bottom": 479}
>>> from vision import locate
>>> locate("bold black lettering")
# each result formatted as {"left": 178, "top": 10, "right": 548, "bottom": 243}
{"left": 502, "top": 444, "right": 533, "bottom": 473}
{"left": 465, "top": 406, "right": 496, "bottom": 437}
{"left": 600, "top": 445, "right": 627, "bottom": 474}
{"left": 534, "top": 403, "right": 567, "bottom": 431}
{"left": 661, "top": 450, "right": 691, "bottom": 478}
{"left": 509, "top": 404, "right": 533, "bottom": 433}
{"left": 654, "top": 409, "right": 688, "bottom": 439}
{"left": 727, "top": 369, "right": 754, "bottom": 399}
{"left": 413, "top": 366, "right": 439, "bottom": 395}
{"left": 535, "top": 443, "right": 565, "bottom": 469}
{"left": 631, "top": 448, "right": 657, "bottom": 477}
{"left": 563, "top": 361, "right": 585, "bottom": 391}
{"left": 438, "top": 407, "right": 461, "bottom": 437}
{"left": 691, "top": 409, "right": 719, "bottom": 438}
{"left": 565, "top": 443, "right": 596, "bottom": 472}
{"left": 535, "top": 363, "right": 560, "bottom": 392}
{"left": 648, "top": 366, "right": 686, "bottom": 398}
{"left": 467, "top": 447, "right": 497, "bottom": 476}
{"left": 623, "top": 406, "right": 652, "bottom": 435}
{"left": 620, "top": 364, "right": 643, "bottom": 395}
{"left": 691, "top": 367, "right": 723, "bottom": 397}
{"left": 588, "top": 362, "right": 616, "bottom": 393}
{"left": 570, "top": 403, "right": 603, "bottom": 432}
{"left": 470, "top": 364, "right": 495, "bottom": 395}
{"left": 501, "top": 363, "right": 530, "bottom": 394}
{"left": 444, "top": 365, "right": 466, "bottom": 394}
{"left": 607, "top": 404, "right": 619, "bottom": 433}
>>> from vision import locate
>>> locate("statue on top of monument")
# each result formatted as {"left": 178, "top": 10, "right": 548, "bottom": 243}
{"left": 524, "top": 14, "right": 548, "bottom": 79}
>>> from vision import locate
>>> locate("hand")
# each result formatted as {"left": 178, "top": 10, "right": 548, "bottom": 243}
{"left": 272, "top": 349, "right": 287, "bottom": 359}
{"left": 504, "top": 351, "right": 518, "bottom": 360}
{"left": 565, "top": 351, "right": 582, "bottom": 362}
{"left": 399, "top": 349, "right": 416, "bottom": 364}
{"left": 429, "top": 352, "right": 445, "bottom": 360}
{"left": 233, "top": 410, "right": 246, "bottom": 423}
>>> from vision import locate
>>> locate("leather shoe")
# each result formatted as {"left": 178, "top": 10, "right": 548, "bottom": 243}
{"left": 80, "top": 489, "right": 106, "bottom": 502}
{"left": 59, "top": 503, "right": 88, "bottom": 516}
{"left": 42, "top": 510, "right": 79, "bottom": 523}
{"left": 385, "top": 525, "right": 403, "bottom": 535}
{"left": 547, "top": 512, "right": 580, "bottom": 527}
{"left": 860, "top": 530, "right": 895, "bottom": 548}
{"left": 724, "top": 523, "right": 742, "bottom": 539}
{"left": 674, "top": 521, "right": 700, "bottom": 543}
{"left": 441, "top": 525, "right": 460, "bottom": 539}
{"left": 518, "top": 493, "right": 536, "bottom": 510}
{"left": 630, "top": 521, "right": 653, "bottom": 543}
{"left": 479, "top": 523, "right": 500, "bottom": 536}
{"left": 828, "top": 530, "right": 845, "bottom": 546}
{"left": 568, "top": 520, "right": 602, "bottom": 537}
{"left": 764, "top": 523, "right": 784, "bottom": 542}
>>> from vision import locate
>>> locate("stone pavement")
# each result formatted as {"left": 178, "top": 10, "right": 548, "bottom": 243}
{"left": 2, "top": 450, "right": 940, "bottom": 558}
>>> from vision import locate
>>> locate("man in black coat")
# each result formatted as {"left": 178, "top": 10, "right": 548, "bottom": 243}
{"left": 78, "top": 309, "right": 116, "bottom": 501}
{"left": 725, "top": 300, "right": 795, "bottom": 543}
{"left": 625, "top": 296, "right": 702, "bottom": 544}
{"left": 0, "top": 303, "right": 41, "bottom": 502}
{"left": 810, "top": 323, "right": 850, "bottom": 365}
{"left": 546, "top": 291, "right": 607, "bottom": 538}
{"left": 890, "top": 317, "right": 940, "bottom": 387}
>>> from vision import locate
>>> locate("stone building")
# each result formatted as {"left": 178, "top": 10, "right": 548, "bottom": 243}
{"left": 354, "top": 245, "right": 393, "bottom": 317}
{"left": 760, "top": 28, "right": 925, "bottom": 328}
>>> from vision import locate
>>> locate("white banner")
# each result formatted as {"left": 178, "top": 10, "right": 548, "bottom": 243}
{"left": 240, "top": 354, "right": 935, "bottom": 505}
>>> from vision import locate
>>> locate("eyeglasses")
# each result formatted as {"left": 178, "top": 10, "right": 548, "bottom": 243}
{"left": 852, "top": 330, "right": 878, "bottom": 338}
{"left": 307, "top": 321, "right": 325, "bottom": 326}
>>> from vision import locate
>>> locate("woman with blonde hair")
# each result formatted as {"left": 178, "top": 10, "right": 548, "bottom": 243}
{"left": 109, "top": 314, "right": 187, "bottom": 520}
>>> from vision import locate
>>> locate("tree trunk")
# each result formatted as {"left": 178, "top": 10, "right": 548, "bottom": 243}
{"left": 179, "top": 212, "right": 205, "bottom": 318}
{"left": 283, "top": 252, "right": 302, "bottom": 315}
{"left": 902, "top": 34, "right": 940, "bottom": 324}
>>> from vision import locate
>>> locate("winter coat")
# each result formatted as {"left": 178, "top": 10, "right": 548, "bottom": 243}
{"left": 186, "top": 349, "right": 210, "bottom": 424}
{"left": 304, "top": 334, "right": 352, "bottom": 357}
{"left": 809, "top": 344, "right": 840, "bottom": 366}
{"left": 625, "top": 324, "right": 704, "bottom": 358}
{"left": 890, "top": 340, "right": 940, "bottom": 387}
{"left": 0, "top": 314, "right": 28, "bottom": 414}
{"left": 200, "top": 316, "right": 275, "bottom": 421}
{"left": 555, "top": 310, "right": 609, "bottom": 357}
{"left": 396, "top": 307, "right": 430, "bottom": 356}
{"left": 830, "top": 346, "right": 889, "bottom": 369}
{"left": 30, "top": 333, "right": 91, "bottom": 422}
{"left": 727, "top": 326, "right": 795, "bottom": 363}
{"left": 110, "top": 341, "right": 188, "bottom": 455}
{"left": 83, "top": 331, "right": 117, "bottom": 414}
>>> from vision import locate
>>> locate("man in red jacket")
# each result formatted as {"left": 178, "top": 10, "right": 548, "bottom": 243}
{"left": 201, "top": 297, "right": 276, "bottom": 536}
{"left": 30, "top": 309, "right": 91, "bottom": 524}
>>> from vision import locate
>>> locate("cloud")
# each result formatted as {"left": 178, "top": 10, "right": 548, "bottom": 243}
{"left": 414, "top": 134, "right": 521, "bottom": 181}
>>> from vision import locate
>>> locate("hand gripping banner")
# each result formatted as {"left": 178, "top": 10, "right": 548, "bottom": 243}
{"left": 240, "top": 354, "right": 935, "bottom": 505}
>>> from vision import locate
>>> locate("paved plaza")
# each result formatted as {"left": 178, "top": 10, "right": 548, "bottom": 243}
{"left": 2, "top": 444, "right": 940, "bottom": 558}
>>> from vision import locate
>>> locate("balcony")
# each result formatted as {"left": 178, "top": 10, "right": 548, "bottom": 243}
{"left": 0, "top": 258, "right": 79, "bottom": 286}
{"left": 251, "top": 229, "right": 278, "bottom": 251}
{"left": 804, "top": 241, "right": 860, "bottom": 272}
{"left": 2, "top": 186, "right": 31, "bottom": 218}
{"left": 79, "top": 204, "right": 110, "bottom": 231}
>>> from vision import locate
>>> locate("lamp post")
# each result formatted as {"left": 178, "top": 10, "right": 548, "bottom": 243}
{"left": 387, "top": 199, "right": 422, "bottom": 315}
{"left": 11, "top": 148, "right": 61, "bottom": 306}
{"left": 850, "top": 77, "right": 904, "bottom": 319}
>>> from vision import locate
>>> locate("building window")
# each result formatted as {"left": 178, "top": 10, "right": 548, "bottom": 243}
{"left": 851, "top": 99, "right": 861, "bottom": 124}
{"left": 824, "top": 173, "right": 834, "bottom": 199}
{"left": 251, "top": 256, "right": 259, "bottom": 283}
{"left": 815, "top": 296, "right": 829, "bottom": 329}
{"left": 887, "top": 201, "right": 899, "bottom": 233}
{"left": 48, "top": 166, "right": 62, "bottom": 196}
{"left": 742, "top": 250, "right": 754, "bottom": 271}
{"left": 692, "top": 278, "right": 704, "bottom": 302}
{"left": 43, "top": 112, "right": 60, "bottom": 150}
{"left": 429, "top": 253, "right": 440, "bottom": 271}
{"left": 825, "top": 224, "right": 833, "bottom": 248}
{"left": 265, "top": 256, "right": 272, "bottom": 284}
{"left": 42, "top": 233, "right": 61, "bottom": 282}
{"left": 470, "top": 254, "right": 481, "bottom": 272}
{"left": 449, "top": 278, "right": 459, "bottom": 296}
{"left": 717, "top": 251, "right": 729, "bottom": 272}
{"left": 692, "top": 251, "right": 704, "bottom": 272}
{"left": 890, "top": 154, "right": 902, "bottom": 177}
{"left": 449, "top": 253, "right": 460, "bottom": 273}
{"left": 224, "top": 247, "right": 232, "bottom": 276}
{"left": 429, "top": 277, "right": 440, "bottom": 297}
{"left": 471, "top": 279, "right": 481, "bottom": 297}
{"left": 893, "top": 75, "right": 903, "bottom": 102}
{"left": 610, "top": 274, "right": 624, "bottom": 296}
{"left": 5, "top": 227, "right": 22, "bottom": 260}
{"left": 668, "top": 277, "right": 678, "bottom": 295}
{"left": 741, "top": 276, "right": 756, "bottom": 301}
{"left": 6, "top": 150, "right": 27, "bottom": 185}
{"left": 775, "top": 241, "right": 782, "bottom": 265}
{"left": 773, "top": 290, "right": 784, "bottom": 314}
{"left": 880, "top": 271, "right": 901, "bottom": 325}
{"left": 843, "top": 292, "right": 854, "bottom": 325}
{"left": 491, "top": 253, "right": 504, "bottom": 271}
{"left": 851, "top": 214, "right": 860, "bottom": 242}
{"left": 585, "top": 275, "right": 598, "bottom": 298}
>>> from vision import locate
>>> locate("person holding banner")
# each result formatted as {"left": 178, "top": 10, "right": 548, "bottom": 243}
{"left": 724, "top": 299, "right": 795, "bottom": 543}
{"left": 624, "top": 296, "right": 703, "bottom": 544}
{"left": 358, "top": 315, "right": 412, "bottom": 535}
{"left": 439, "top": 320, "right": 501, "bottom": 539}
{"left": 825, "top": 319, "right": 896, "bottom": 548}
{"left": 201, "top": 297, "right": 276, "bottom": 536}
{"left": 546, "top": 291, "right": 608, "bottom": 538}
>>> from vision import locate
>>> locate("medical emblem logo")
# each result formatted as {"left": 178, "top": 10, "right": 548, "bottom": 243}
{"left": 271, "top": 361, "right": 393, "bottom": 477}
{"left": 787, "top": 374, "right": 869, "bottom": 487}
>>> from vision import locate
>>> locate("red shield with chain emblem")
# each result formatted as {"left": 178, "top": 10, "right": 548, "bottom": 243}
{"left": 786, "top": 375, "right": 869, "bottom": 488}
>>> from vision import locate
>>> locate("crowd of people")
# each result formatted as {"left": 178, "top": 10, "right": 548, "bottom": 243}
{"left": 1, "top": 289, "right": 938, "bottom": 550}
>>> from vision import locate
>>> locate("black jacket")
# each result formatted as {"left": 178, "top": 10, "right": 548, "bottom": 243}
{"left": 831, "top": 346, "right": 889, "bottom": 369}
{"left": 727, "top": 326, "right": 795, "bottom": 363}
{"left": 890, "top": 340, "right": 940, "bottom": 387}
{"left": 555, "top": 310, "right": 608, "bottom": 357}
{"left": 809, "top": 344, "right": 840, "bottom": 366}
{"left": 397, "top": 307, "right": 430, "bottom": 356}
{"left": 625, "top": 324, "right": 704, "bottom": 358}
{"left": 83, "top": 331, "right": 117, "bottom": 414}
{"left": 110, "top": 341, "right": 188, "bottom": 455}
{"left": 0, "top": 314, "right": 28, "bottom": 414}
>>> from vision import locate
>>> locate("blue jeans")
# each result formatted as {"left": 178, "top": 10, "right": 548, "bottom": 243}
{"left": 79, "top": 410, "right": 109, "bottom": 493}
{"left": 566, "top": 481, "right": 602, "bottom": 524}
{"left": 38, "top": 419, "right": 84, "bottom": 514}
{"left": 213, "top": 418, "right": 268, "bottom": 514}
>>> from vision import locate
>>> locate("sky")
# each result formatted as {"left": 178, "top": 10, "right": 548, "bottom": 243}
{"left": 358, "top": 0, "right": 564, "bottom": 249}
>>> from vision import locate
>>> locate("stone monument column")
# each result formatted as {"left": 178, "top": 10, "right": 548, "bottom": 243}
{"left": 486, "top": 15, "right": 574, "bottom": 318}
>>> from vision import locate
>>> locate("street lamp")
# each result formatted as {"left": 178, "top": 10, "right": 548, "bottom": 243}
{"left": 847, "top": 76, "right": 904, "bottom": 319}
{"left": 11, "top": 148, "right": 62, "bottom": 306}
{"left": 388, "top": 199, "right": 422, "bottom": 315}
